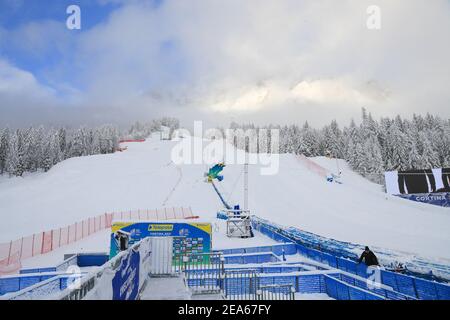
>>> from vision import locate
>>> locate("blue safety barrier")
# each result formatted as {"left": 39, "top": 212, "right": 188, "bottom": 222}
{"left": 220, "top": 272, "right": 331, "bottom": 296}
{"left": 297, "top": 274, "right": 326, "bottom": 293}
{"left": 394, "top": 273, "right": 417, "bottom": 297}
{"left": 223, "top": 253, "right": 279, "bottom": 264}
{"left": 1, "top": 273, "right": 84, "bottom": 299}
{"left": 216, "top": 243, "right": 296, "bottom": 257}
{"left": 184, "top": 264, "right": 312, "bottom": 277}
{"left": 19, "top": 253, "right": 107, "bottom": 276}
{"left": 414, "top": 277, "right": 438, "bottom": 300}
{"left": 435, "top": 281, "right": 450, "bottom": 300}
{"left": 20, "top": 267, "right": 57, "bottom": 274}
{"left": 251, "top": 216, "right": 450, "bottom": 300}
{"left": 2, "top": 253, "right": 108, "bottom": 297}
{"left": 0, "top": 273, "right": 60, "bottom": 295}
{"left": 77, "top": 253, "right": 109, "bottom": 267}
{"left": 329, "top": 273, "right": 415, "bottom": 300}
{"left": 324, "top": 275, "right": 385, "bottom": 300}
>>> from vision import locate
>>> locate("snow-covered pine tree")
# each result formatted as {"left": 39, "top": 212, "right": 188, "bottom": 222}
{"left": 299, "top": 121, "right": 319, "bottom": 157}
{"left": 342, "top": 119, "right": 359, "bottom": 160}
{"left": 440, "top": 121, "right": 450, "bottom": 167}
{"left": 321, "top": 120, "right": 344, "bottom": 158}
{"left": 6, "top": 130, "right": 25, "bottom": 177}
{"left": 0, "top": 128, "right": 10, "bottom": 174}
{"left": 69, "top": 127, "right": 86, "bottom": 157}
{"left": 352, "top": 141, "right": 366, "bottom": 174}
{"left": 41, "top": 138, "right": 53, "bottom": 172}
{"left": 225, "top": 111, "right": 447, "bottom": 184}
{"left": 385, "top": 121, "right": 409, "bottom": 171}
{"left": 363, "top": 136, "right": 384, "bottom": 183}
{"left": 21, "top": 127, "right": 35, "bottom": 172}
{"left": 278, "top": 125, "right": 289, "bottom": 153}
{"left": 378, "top": 117, "right": 391, "bottom": 168}
{"left": 286, "top": 125, "right": 299, "bottom": 154}
{"left": 58, "top": 127, "right": 67, "bottom": 158}
{"left": 417, "top": 131, "right": 440, "bottom": 169}
{"left": 431, "top": 118, "right": 450, "bottom": 168}
{"left": 403, "top": 121, "right": 421, "bottom": 169}
{"left": 257, "top": 127, "right": 269, "bottom": 154}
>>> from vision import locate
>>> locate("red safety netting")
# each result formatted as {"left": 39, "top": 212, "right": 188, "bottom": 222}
{"left": 297, "top": 154, "right": 329, "bottom": 178}
{"left": 60, "top": 227, "right": 68, "bottom": 247}
{"left": 32, "top": 233, "right": 43, "bottom": 258}
{"left": 42, "top": 231, "right": 52, "bottom": 254}
{"left": 0, "top": 207, "right": 195, "bottom": 275}
{"left": 118, "top": 139, "right": 146, "bottom": 143}
{"left": 68, "top": 223, "right": 76, "bottom": 244}
{"left": 21, "top": 235, "right": 34, "bottom": 260}
{"left": 0, "top": 242, "right": 11, "bottom": 264}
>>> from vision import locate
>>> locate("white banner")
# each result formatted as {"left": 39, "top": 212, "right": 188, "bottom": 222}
{"left": 385, "top": 168, "right": 449, "bottom": 195}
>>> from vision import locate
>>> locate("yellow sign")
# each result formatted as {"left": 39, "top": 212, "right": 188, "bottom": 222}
{"left": 111, "top": 222, "right": 134, "bottom": 233}
{"left": 148, "top": 224, "right": 174, "bottom": 232}
{"left": 189, "top": 223, "right": 212, "bottom": 235}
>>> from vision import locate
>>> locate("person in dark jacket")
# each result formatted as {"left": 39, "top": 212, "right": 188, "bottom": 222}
{"left": 358, "top": 246, "right": 379, "bottom": 266}
{"left": 114, "top": 231, "right": 129, "bottom": 251}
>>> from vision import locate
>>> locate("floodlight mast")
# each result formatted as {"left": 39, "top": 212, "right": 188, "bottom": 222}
{"left": 244, "top": 163, "right": 248, "bottom": 211}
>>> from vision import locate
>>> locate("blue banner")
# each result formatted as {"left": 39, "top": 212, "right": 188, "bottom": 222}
{"left": 396, "top": 192, "right": 450, "bottom": 207}
{"left": 112, "top": 249, "right": 140, "bottom": 300}
{"left": 110, "top": 222, "right": 211, "bottom": 259}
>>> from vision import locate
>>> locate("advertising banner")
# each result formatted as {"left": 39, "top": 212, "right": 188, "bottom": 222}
{"left": 110, "top": 222, "right": 212, "bottom": 261}
{"left": 112, "top": 249, "right": 140, "bottom": 300}
{"left": 395, "top": 192, "right": 450, "bottom": 207}
{"left": 385, "top": 167, "right": 450, "bottom": 195}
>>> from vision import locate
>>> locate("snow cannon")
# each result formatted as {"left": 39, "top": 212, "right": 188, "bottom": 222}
{"left": 206, "top": 163, "right": 226, "bottom": 182}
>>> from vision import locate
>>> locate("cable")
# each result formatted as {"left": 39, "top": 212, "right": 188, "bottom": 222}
{"left": 226, "top": 167, "right": 245, "bottom": 202}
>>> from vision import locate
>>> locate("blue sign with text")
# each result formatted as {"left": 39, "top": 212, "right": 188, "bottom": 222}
{"left": 112, "top": 249, "right": 140, "bottom": 300}
{"left": 396, "top": 192, "right": 450, "bottom": 207}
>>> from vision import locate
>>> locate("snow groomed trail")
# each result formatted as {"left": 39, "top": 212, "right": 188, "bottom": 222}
{"left": 210, "top": 156, "right": 450, "bottom": 280}
{"left": 0, "top": 136, "right": 449, "bottom": 279}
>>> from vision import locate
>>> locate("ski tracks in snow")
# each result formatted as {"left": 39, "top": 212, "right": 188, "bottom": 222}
{"left": 161, "top": 161, "right": 183, "bottom": 207}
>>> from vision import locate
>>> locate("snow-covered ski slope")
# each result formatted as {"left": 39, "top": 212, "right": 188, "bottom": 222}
{"left": 0, "top": 136, "right": 449, "bottom": 265}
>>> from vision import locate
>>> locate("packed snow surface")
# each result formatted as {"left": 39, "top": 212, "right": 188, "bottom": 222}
{"left": 1, "top": 136, "right": 449, "bottom": 265}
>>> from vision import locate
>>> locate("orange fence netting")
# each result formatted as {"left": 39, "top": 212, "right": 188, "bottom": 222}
{"left": 0, "top": 207, "right": 195, "bottom": 275}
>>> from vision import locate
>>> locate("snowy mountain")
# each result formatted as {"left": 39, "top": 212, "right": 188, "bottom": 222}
{"left": 0, "top": 136, "right": 449, "bottom": 266}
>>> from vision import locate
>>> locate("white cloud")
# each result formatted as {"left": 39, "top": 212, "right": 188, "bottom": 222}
{"left": 210, "top": 86, "right": 270, "bottom": 113}
{"left": 1, "top": 0, "right": 449, "bottom": 127}
{"left": 0, "top": 59, "right": 56, "bottom": 101}
{"left": 291, "top": 78, "right": 386, "bottom": 106}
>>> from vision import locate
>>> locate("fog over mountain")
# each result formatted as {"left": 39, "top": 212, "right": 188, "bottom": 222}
{"left": 0, "top": 0, "right": 449, "bottom": 128}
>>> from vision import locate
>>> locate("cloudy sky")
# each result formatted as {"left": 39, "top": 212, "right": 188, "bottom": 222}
{"left": 0, "top": 0, "right": 449, "bottom": 128}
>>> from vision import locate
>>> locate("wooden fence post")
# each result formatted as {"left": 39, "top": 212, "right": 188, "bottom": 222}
{"left": 40, "top": 232, "right": 45, "bottom": 254}
{"left": 6, "top": 241, "right": 12, "bottom": 265}
{"left": 19, "top": 237, "right": 24, "bottom": 260}
{"left": 31, "top": 234, "right": 35, "bottom": 257}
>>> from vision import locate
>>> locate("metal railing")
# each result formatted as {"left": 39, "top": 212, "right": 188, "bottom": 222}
{"left": 59, "top": 240, "right": 144, "bottom": 300}
{"left": 60, "top": 275, "right": 96, "bottom": 300}
{"left": 174, "top": 252, "right": 224, "bottom": 294}
{"left": 175, "top": 253, "right": 298, "bottom": 300}
{"left": 223, "top": 269, "right": 259, "bottom": 300}
{"left": 256, "top": 284, "right": 296, "bottom": 300}
{"left": 222, "top": 269, "right": 296, "bottom": 300}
